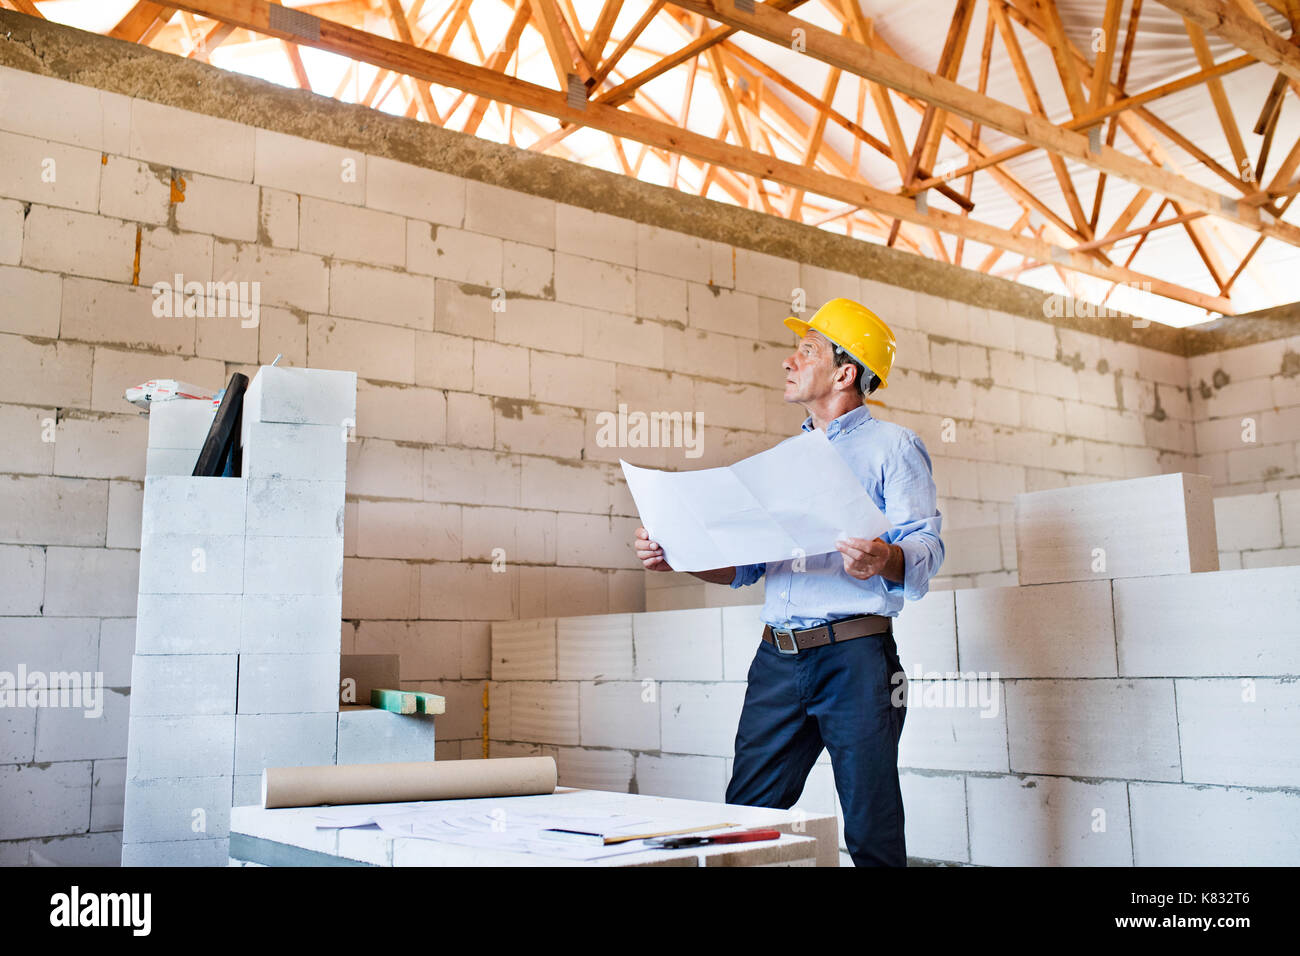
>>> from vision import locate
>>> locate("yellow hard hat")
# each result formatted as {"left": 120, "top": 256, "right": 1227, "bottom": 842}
{"left": 784, "top": 297, "right": 897, "bottom": 390}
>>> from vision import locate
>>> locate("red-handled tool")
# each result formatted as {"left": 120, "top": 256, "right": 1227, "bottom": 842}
{"left": 646, "top": 828, "right": 782, "bottom": 849}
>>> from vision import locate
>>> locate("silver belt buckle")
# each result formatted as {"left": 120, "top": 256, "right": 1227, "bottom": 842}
{"left": 771, "top": 626, "right": 799, "bottom": 654}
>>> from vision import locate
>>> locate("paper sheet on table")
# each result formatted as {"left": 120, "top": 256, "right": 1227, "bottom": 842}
{"left": 316, "top": 804, "right": 708, "bottom": 860}
{"left": 621, "top": 428, "right": 892, "bottom": 572}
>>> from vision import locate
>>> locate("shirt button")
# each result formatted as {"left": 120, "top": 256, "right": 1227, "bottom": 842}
{"left": 780, "top": 591, "right": 788, "bottom": 599}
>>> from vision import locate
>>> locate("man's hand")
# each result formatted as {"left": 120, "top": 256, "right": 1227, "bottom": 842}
{"left": 835, "top": 536, "right": 904, "bottom": 583}
{"left": 634, "top": 526, "right": 674, "bottom": 572}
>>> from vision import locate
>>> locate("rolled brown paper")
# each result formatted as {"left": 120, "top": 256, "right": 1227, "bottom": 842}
{"left": 262, "top": 756, "right": 557, "bottom": 809}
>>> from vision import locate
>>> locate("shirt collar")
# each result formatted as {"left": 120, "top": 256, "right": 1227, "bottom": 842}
{"left": 800, "top": 402, "right": 872, "bottom": 439}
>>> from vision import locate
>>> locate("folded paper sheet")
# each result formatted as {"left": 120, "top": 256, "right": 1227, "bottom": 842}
{"left": 621, "top": 429, "right": 892, "bottom": 572}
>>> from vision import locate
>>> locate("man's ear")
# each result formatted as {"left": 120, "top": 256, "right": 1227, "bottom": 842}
{"left": 834, "top": 362, "right": 856, "bottom": 393}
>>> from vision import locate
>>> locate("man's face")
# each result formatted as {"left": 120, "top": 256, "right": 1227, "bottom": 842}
{"left": 783, "top": 330, "right": 845, "bottom": 404}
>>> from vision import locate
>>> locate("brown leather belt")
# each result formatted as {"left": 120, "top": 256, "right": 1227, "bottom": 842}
{"left": 761, "top": 614, "right": 892, "bottom": 654}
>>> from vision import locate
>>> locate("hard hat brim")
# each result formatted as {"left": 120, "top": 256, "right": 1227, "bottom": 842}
{"left": 784, "top": 315, "right": 888, "bottom": 389}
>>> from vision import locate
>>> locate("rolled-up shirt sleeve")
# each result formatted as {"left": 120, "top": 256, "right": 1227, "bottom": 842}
{"left": 879, "top": 433, "right": 944, "bottom": 602}
{"left": 730, "top": 562, "right": 766, "bottom": 588}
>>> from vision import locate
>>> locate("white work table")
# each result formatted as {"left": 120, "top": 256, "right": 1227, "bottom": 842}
{"left": 229, "top": 788, "right": 838, "bottom": 867}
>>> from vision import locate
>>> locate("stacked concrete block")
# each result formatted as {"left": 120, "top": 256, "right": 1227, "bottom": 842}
{"left": 1015, "top": 472, "right": 1218, "bottom": 585}
{"left": 121, "top": 365, "right": 358, "bottom": 865}
{"left": 1213, "top": 489, "right": 1300, "bottom": 569}
{"left": 122, "top": 474, "right": 245, "bottom": 865}
{"left": 644, "top": 568, "right": 767, "bottom": 611}
{"left": 143, "top": 398, "right": 216, "bottom": 477}
{"left": 492, "top": 549, "right": 1300, "bottom": 864}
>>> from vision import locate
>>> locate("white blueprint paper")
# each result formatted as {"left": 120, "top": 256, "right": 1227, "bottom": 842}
{"left": 621, "top": 429, "right": 892, "bottom": 572}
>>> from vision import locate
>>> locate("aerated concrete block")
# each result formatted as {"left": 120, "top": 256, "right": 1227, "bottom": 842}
{"left": 897, "top": 683, "right": 1009, "bottom": 772}
{"left": 1114, "top": 566, "right": 1300, "bottom": 676}
{"left": 0, "top": 762, "right": 92, "bottom": 840}
{"left": 240, "top": 593, "right": 343, "bottom": 654}
{"left": 244, "top": 478, "right": 345, "bottom": 537}
{"left": 899, "top": 771, "right": 969, "bottom": 864}
{"left": 242, "top": 535, "right": 344, "bottom": 595}
{"left": 241, "top": 421, "right": 348, "bottom": 481}
{"left": 145, "top": 398, "right": 216, "bottom": 450}
{"left": 91, "top": 759, "right": 127, "bottom": 832}
{"left": 633, "top": 608, "right": 724, "bottom": 681}
{"left": 32, "top": 688, "right": 130, "bottom": 761}
{"left": 554, "top": 746, "right": 634, "bottom": 792}
{"left": 336, "top": 706, "right": 437, "bottom": 764}
{"left": 634, "top": 753, "right": 729, "bottom": 803}
{"left": 134, "top": 593, "right": 243, "bottom": 654}
{"left": 954, "top": 580, "right": 1116, "bottom": 678}
{"left": 237, "top": 653, "right": 339, "bottom": 714}
{"left": 556, "top": 614, "right": 634, "bottom": 680}
{"left": 122, "top": 775, "right": 232, "bottom": 842}
{"left": 721, "top": 605, "right": 764, "bottom": 682}
{"left": 509, "top": 682, "right": 579, "bottom": 745}
{"left": 126, "top": 715, "right": 235, "bottom": 779}
{"left": 0, "top": 707, "right": 36, "bottom": 763}
{"left": 232, "top": 775, "right": 262, "bottom": 808}
{"left": 1175, "top": 678, "right": 1300, "bottom": 788}
{"left": 966, "top": 774, "right": 1132, "bottom": 866}
{"left": 1129, "top": 782, "right": 1300, "bottom": 865}
{"left": 234, "top": 713, "right": 337, "bottom": 774}
{"left": 1005, "top": 679, "right": 1182, "bottom": 781}
{"left": 128, "top": 654, "right": 238, "bottom": 716}
{"left": 121, "top": 838, "right": 230, "bottom": 867}
{"left": 491, "top": 618, "right": 556, "bottom": 680}
{"left": 659, "top": 682, "right": 746, "bottom": 758}
{"left": 144, "top": 447, "right": 200, "bottom": 476}
{"left": 893, "top": 590, "right": 958, "bottom": 674}
{"left": 242, "top": 365, "right": 357, "bottom": 429}
{"left": 140, "top": 476, "right": 246, "bottom": 535}
{"left": 1015, "top": 473, "right": 1218, "bottom": 585}
{"left": 579, "top": 681, "right": 660, "bottom": 751}
{"left": 137, "top": 533, "right": 245, "bottom": 594}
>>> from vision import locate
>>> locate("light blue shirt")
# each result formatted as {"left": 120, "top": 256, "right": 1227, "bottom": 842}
{"left": 730, "top": 403, "right": 944, "bottom": 628}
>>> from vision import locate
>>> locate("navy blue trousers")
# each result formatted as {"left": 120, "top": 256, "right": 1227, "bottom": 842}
{"left": 725, "top": 628, "right": 908, "bottom": 867}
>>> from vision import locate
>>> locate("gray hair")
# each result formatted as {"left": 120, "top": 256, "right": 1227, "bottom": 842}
{"left": 831, "top": 344, "right": 880, "bottom": 396}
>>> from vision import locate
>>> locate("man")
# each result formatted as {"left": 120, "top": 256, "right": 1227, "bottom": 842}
{"left": 633, "top": 297, "right": 944, "bottom": 867}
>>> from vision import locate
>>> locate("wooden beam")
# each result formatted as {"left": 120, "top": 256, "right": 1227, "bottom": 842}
{"left": 531, "top": 0, "right": 577, "bottom": 87}
{"left": 160, "top": 0, "right": 1233, "bottom": 312}
{"left": 1002, "top": 0, "right": 1283, "bottom": 298}
{"left": 464, "top": 0, "right": 530, "bottom": 135}
{"left": 281, "top": 40, "right": 311, "bottom": 89}
{"left": 908, "top": 49, "right": 1252, "bottom": 192}
{"left": 599, "top": 0, "right": 807, "bottom": 107}
{"left": 109, "top": 2, "right": 174, "bottom": 42}
{"left": 1090, "top": 0, "right": 1124, "bottom": 111}
{"left": 992, "top": 0, "right": 1093, "bottom": 236}
{"left": 384, "top": 0, "right": 439, "bottom": 121}
{"left": 957, "top": 2, "right": 996, "bottom": 264}
{"left": 666, "top": 0, "right": 1300, "bottom": 246}
{"left": 1070, "top": 208, "right": 1206, "bottom": 253}
{"left": 1091, "top": 0, "right": 1141, "bottom": 230}
{"left": 587, "top": 0, "right": 664, "bottom": 91}
{"left": 979, "top": 211, "right": 1030, "bottom": 272}
{"left": 1224, "top": 192, "right": 1296, "bottom": 291}
{"left": 902, "top": 0, "right": 975, "bottom": 187}
{"left": 1184, "top": 17, "right": 1251, "bottom": 178}
{"left": 1036, "top": 0, "right": 1087, "bottom": 116}
{"left": 188, "top": 19, "right": 236, "bottom": 59}
{"left": 584, "top": 0, "right": 623, "bottom": 64}
{"left": 786, "top": 60, "right": 841, "bottom": 218}
{"left": 1157, "top": 0, "right": 1300, "bottom": 82}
